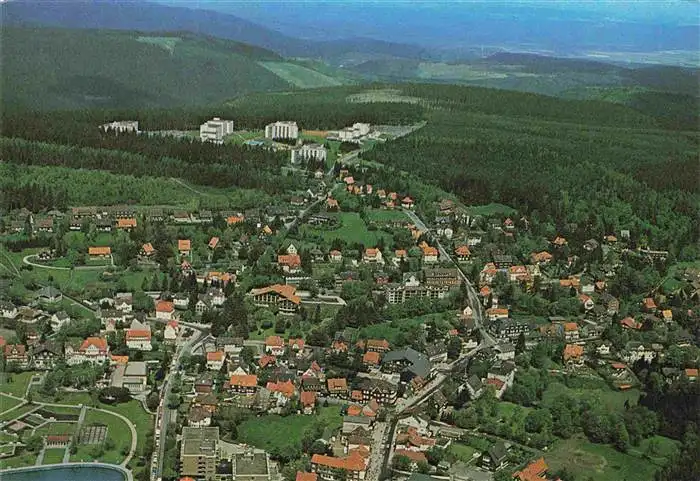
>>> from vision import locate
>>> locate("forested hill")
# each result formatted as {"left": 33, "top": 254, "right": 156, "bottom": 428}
{"left": 0, "top": 27, "right": 305, "bottom": 110}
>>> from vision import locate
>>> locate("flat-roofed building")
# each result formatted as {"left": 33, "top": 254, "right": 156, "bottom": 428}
{"left": 180, "top": 427, "right": 219, "bottom": 480}
{"left": 291, "top": 144, "right": 327, "bottom": 164}
{"left": 200, "top": 118, "right": 234, "bottom": 144}
{"left": 265, "top": 121, "right": 299, "bottom": 140}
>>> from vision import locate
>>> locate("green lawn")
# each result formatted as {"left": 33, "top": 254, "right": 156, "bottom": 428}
{"left": 448, "top": 442, "right": 478, "bottom": 463}
{"left": 101, "top": 400, "right": 152, "bottom": 465}
{"left": 70, "top": 409, "right": 132, "bottom": 465}
{"left": 42, "top": 448, "right": 66, "bottom": 465}
{"left": 0, "top": 394, "right": 24, "bottom": 413}
{"left": 238, "top": 406, "right": 342, "bottom": 453}
{"left": 0, "top": 403, "right": 35, "bottom": 422}
{"left": 259, "top": 61, "right": 345, "bottom": 88}
{"left": 0, "top": 450, "right": 36, "bottom": 469}
{"left": 302, "top": 212, "right": 392, "bottom": 246}
{"left": 365, "top": 209, "right": 410, "bottom": 223}
{"left": 0, "top": 431, "right": 18, "bottom": 443}
{"left": 358, "top": 312, "right": 456, "bottom": 347}
{"left": 0, "top": 371, "right": 38, "bottom": 398}
{"left": 32, "top": 390, "right": 93, "bottom": 406}
{"left": 629, "top": 435, "right": 680, "bottom": 466}
{"left": 41, "top": 406, "right": 82, "bottom": 416}
{"left": 33, "top": 422, "right": 76, "bottom": 438}
{"left": 542, "top": 382, "right": 639, "bottom": 412}
{"left": 464, "top": 203, "right": 516, "bottom": 216}
{"left": 545, "top": 436, "right": 661, "bottom": 481}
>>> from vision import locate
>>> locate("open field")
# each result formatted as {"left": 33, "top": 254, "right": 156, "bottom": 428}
{"left": 42, "top": 448, "right": 67, "bottom": 465}
{"left": 0, "top": 372, "right": 37, "bottom": 398}
{"left": 464, "top": 203, "right": 517, "bottom": 216}
{"left": 0, "top": 394, "right": 24, "bottom": 413}
{"left": 70, "top": 409, "right": 132, "bottom": 465}
{"left": 365, "top": 209, "right": 410, "bottom": 223}
{"left": 33, "top": 422, "right": 76, "bottom": 437}
{"left": 259, "top": 61, "right": 345, "bottom": 88}
{"left": 358, "top": 312, "right": 455, "bottom": 347}
{"left": 0, "top": 450, "right": 36, "bottom": 469}
{"left": 0, "top": 404, "right": 35, "bottom": 422}
{"left": 238, "top": 406, "right": 342, "bottom": 453}
{"left": 542, "top": 382, "right": 640, "bottom": 412}
{"left": 545, "top": 436, "right": 664, "bottom": 481}
{"left": 302, "top": 212, "right": 392, "bottom": 246}
{"left": 448, "top": 442, "right": 479, "bottom": 463}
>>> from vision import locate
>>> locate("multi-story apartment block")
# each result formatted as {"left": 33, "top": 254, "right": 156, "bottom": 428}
{"left": 180, "top": 427, "right": 219, "bottom": 480}
{"left": 265, "top": 121, "right": 299, "bottom": 140}
{"left": 200, "top": 118, "right": 234, "bottom": 143}
{"left": 249, "top": 284, "right": 301, "bottom": 313}
{"left": 291, "top": 144, "right": 327, "bottom": 164}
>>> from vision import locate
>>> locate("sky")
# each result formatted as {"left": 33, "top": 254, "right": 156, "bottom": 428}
{"left": 155, "top": 0, "right": 699, "bottom": 55}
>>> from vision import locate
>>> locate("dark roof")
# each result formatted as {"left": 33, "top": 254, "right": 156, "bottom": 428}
{"left": 424, "top": 342, "right": 447, "bottom": 358}
{"left": 487, "top": 440, "right": 508, "bottom": 463}
{"left": 466, "top": 375, "right": 482, "bottom": 392}
{"left": 382, "top": 347, "right": 432, "bottom": 378}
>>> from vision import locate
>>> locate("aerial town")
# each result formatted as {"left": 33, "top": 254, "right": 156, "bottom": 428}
{"left": 1, "top": 109, "right": 697, "bottom": 481}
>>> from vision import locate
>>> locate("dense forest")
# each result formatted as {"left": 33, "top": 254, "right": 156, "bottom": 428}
{"left": 0, "top": 164, "right": 271, "bottom": 212}
{"left": 363, "top": 84, "right": 699, "bottom": 254}
{"left": 1, "top": 87, "right": 425, "bottom": 134}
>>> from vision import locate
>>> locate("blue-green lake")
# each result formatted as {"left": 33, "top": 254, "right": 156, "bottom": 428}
{"left": 2, "top": 465, "right": 127, "bottom": 481}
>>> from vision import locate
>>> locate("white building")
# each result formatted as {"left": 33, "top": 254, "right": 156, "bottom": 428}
{"left": 164, "top": 320, "right": 179, "bottom": 343}
{"left": 200, "top": 118, "right": 234, "bottom": 143}
{"left": 265, "top": 121, "right": 299, "bottom": 140}
{"left": 50, "top": 311, "right": 71, "bottom": 331}
{"left": 337, "top": 123, "right": 371, "bottom": 141}
{"left": 291, "top": 144, "right": 327, "bottom": 164}
{"left": 101, "top": 120, "right": 139, "bottom": 133}
{"left": 114, "top": 292, "right": 133, "bottom": 313}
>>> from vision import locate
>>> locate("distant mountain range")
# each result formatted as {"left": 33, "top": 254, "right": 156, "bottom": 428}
{"left": 1, "top": 0, "right": 431, "bottom": 61}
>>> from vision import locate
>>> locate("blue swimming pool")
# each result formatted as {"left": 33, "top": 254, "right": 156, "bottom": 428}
{"left": 2, "top": 464, "right": 128, "bottom": 481}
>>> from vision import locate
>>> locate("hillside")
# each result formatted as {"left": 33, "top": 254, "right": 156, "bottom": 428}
{"left": 0, "top": 27, "right": 301, "bottom": 110}
{"left": 1, "top": 0, "right": 428, "bottom": 61}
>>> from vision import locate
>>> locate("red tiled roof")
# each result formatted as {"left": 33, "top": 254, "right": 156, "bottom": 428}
{"left": 296, "top": 472, "right": 318, "bottom": 481}
{"left": 394, "top": 449, "right": 427, "bottom": 463}
{"left": 229, "top": 374, "right": 257, "bottom": 387}
{"left": 620, "top": 317, "right": 641, "bottom": 330}
{"left": 79, "top": 337, "right": 108, "bottom": 352}
{"left": 207, "top": 351, "right": 225, "bottom": 361}
{"left": 278, "top": 254, "right": 301, "bottom": 267}
{"left": 226, "top": 215, "right": 244, "bottom": 225}
{"left": 117, "top": 218, "right": 137, "bottom": 228}
{"left": 250, "top": 284, "right": 301, "bottom": 305}
{"left": 259, "top": 355, "right": 276, "bottom": 368}
{"left": 563, "top": 344, "right": 584, "bottom": 360}
{"left": 88, "top": 246, "right": 111, "bottom": 256}
{"left": 685, "top": 368, "right": 698, "bottom": 377}
{"left": 514, "top": 457, "right": 548, "bottom": 481}
{"left": 486, "top": 378, "right": 505, "bottom": 390}
{"left": 178, "top": 239, "right": 191, "bottom": 251}
{"left": 266, "top": 380, "right": 295, "bottom": 398}
{"left": 311, "top": 453, "right": 365, "bottom": 472}
{"left": 126, "top": 329, "right": 151, "bottom": 340}
{"left": 142, "top": 243, "right": 154, "bottom": 254}
{"left": 363, "top": 351, "right": 381, "bottom": 364}
{"left": 300, "top": 391, "right": 316, "bottom": 407}
{"left": 208, "top": 237, "right": 220, "bottom": 249}
{"left": 611, "top": 363, "right": 627, "bottom": 370}
{"left": 156, "top": 300, "right": 174, "bottom": 313}
{"left": 328, "top": 378, "right": 348, "bottom": 391}
{"left": 366, "top": 339, "right": 389, "bottom": 350}
{"left": 266, "top": 335, "right": 284, "bottom": 347}
{"left": 563, "top": 322, "right": 578, "bottom": 332}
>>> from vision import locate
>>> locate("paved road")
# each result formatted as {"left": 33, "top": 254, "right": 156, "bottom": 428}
{"left": 369, "top": 208, "right": 498, "bottom": 481}
{"left": 153, "top": 325, "right": 203, "bottom": 480}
